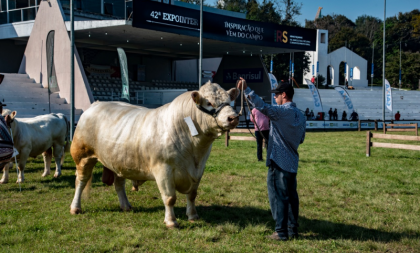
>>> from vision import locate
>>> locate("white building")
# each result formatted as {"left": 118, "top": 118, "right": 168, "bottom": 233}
{"left": 304, "top": 29, "right": 368, "bottom": 88}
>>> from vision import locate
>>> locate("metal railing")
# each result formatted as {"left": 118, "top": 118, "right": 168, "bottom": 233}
{"left": 0, "top": 6, "right": 38, "bottom": 25}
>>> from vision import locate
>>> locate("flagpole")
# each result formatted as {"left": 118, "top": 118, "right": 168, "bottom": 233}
{"left": 382, "top": 0, "right": 386, "bottom": 123}
{"left": 70, "top": 0, "right": 75, "bottom": 140}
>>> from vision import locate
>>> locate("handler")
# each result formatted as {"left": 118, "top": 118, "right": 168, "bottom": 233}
{"left": 237, "top": 77, "right": 306, "bottom": 241}
{"left": 0, "top": 102, "right": 14, "bottom": 169}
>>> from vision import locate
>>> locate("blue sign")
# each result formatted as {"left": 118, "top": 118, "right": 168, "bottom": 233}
{"left": 223, "top": 68, "right": 264, "bottom": 83}
{"left": 312, "top": 64, "right": 314, "bottom": 75}
{"left": 399, "top": 69, "right": 401, "bottom": 81}
{"left": 350, "top": 68, "right": 353, "bottom": 78}
{"left": 292, "top": 63, "right": 294, "bottom": 73}
{"left": 270, "top": 60, "right": 273, "bottom": 73}
{"left": 316, "top": 61, "right": 319, "bottom": 73}
{"left": 289, "top": 60, "right": 292, "bottom": 72}
{"left": 371, "top": 63, "right": 374, "bottom": 74}
{"left": 344, "top": 62, "right": 347, "bottom": 74}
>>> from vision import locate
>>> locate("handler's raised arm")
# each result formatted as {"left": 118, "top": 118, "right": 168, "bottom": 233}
{"left": 239, "top": 78, "right": 285, "bottom": 121}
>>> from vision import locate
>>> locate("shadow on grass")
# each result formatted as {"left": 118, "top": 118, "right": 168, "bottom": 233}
{"left": 82, "top": 202, "right": 417, "bottom": 242}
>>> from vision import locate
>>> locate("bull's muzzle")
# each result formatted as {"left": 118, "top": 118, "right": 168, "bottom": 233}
{"left": 227, "top": 115, "right": 239, "bottom": 128}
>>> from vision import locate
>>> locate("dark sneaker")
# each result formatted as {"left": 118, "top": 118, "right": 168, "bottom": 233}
{"left": 258, "top": 159, "right": 264, "bottom": 162}
{"left": 288, "top": 228, "right": 299, "bottom": 239}
{"left": 266, "top": 232, "right": 288, "bottom": 241}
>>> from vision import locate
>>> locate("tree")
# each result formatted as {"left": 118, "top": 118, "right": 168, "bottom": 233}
{"left": 355, "top": 15, "right": 382, "bottom": 42}
{"left": 386, "top": 51, "right": 420, "bottom": 89}
{"left": 305, "top": 14, "right": 355, "bottom": 40}
{"left": 277, "top": 0, "right": 302, "bottom": 26}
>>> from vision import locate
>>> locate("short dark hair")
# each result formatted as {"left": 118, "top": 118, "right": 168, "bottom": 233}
{"left": 284, "top": 89, "right": 294, "bottom": 99}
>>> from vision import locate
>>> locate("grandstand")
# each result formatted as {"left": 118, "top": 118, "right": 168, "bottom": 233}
{"left": 0, "top": 73, "right": 82, "bottom": 120}
{"left": 294, "top": 86, "right": 420, "bottom": 121}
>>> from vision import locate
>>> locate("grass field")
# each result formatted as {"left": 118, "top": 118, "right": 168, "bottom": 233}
{"left": 1, "top": 130, "right": 419, "bottom": 252}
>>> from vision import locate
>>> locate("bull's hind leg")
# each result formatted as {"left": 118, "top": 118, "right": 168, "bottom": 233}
{"left": 70, "top": 157, "right": 97, "bottom": 214}
{"left": 42, "top": 148, "right": 52, "bottom": 177}
{"left": 52, "top": 144, "right": 64, "bottom": 178}
{"left": 60, "top": 147, "right": 65, "bottom": 166}
{"left": 114, "top": 176, "right": 132, "bottom": 211}
{"left": 154, "top": 165, "right": 178, "bottom": 228}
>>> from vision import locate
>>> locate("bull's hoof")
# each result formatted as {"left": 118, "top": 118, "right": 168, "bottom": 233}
{"left": 70, "top": 207, "right": 82, "bottom": 215}
{"left": 131, "top": 186, "right": 139, "bottom": 191}
{"left": 54, "top": 172, "right": 61, "bottom": 178}
{"left": 0, "top": 179, "right": 8, "bottom": 184}
{"left": 120, "top": 206, "right": 132, "bottom": 212}
{"left": 187, "top": 214, "right": 200, "bottom": 222}
{"left": 16, "top": 179, "right": 24, "bottom": 184}
{"left": 42, "top": 172, "right": 50, "bottom": 177}
{"left": 165, "top": 222, "right": 179, "bottom": 229}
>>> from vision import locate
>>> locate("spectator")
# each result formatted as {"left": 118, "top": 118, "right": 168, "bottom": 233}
{"left": 304, "top": 108, "right": 311, "bottom": 120}
{"left": 350, "top": 110, "right": 359, "bottom": 121}
{"left": 333, "top": 108, "right": 338, "bottom": 120}
{"left": 311, "top": 76, "right": 315, "bottom": 84}
{"left": 395, "top": 111, "right": 401, "bottom": 120}
{"left": 309, "top": 110, "right": 315, "bottom": 120}
{"left": 328, "top": 108, "right": 333, "bottom": 120}
{"left": 342, "top": 110, "right": 347, "bottom": 121}
{"left": 250, "top": 107, "right": 270, "bottom": 162}
{"left": 0, "top": 102, "right": 14, "bottom": 169}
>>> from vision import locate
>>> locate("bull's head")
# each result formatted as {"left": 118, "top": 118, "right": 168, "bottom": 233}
{"left": 2, "top": 110, "right": 16, "bottom": 129}
{"left": 191, "top": 81, "right": 239, "bottom": 131}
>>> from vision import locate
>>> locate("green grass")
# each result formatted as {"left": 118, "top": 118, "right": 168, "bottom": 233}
{"left": 1, "top": 131, "right": 420, "bottom": 252}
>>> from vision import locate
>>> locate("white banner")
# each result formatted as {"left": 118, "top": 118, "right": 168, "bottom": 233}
{"left": 268, "top": 73, "right": 278, "bottom": 106}
{"left": 305, "top": 79, "right": 323, "bottom": 113}
{"left": 305, "top": 120, "right": 420, "bottom": 129}
{"left": 334, "top": 87, "right": 354, "bottom": 111}
{"left": 385, "top": 79, "right": 393, "bottom": 112}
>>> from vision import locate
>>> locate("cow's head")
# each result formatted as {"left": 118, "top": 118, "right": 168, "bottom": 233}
{"left": 2, "top": 110, "right": 16, "bottom": 129}
{"left": 191, "top": 81, "right": 239, "bottom": 131}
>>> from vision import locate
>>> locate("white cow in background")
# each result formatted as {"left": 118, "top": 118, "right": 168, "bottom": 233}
{"left": 70, "top": 81, "right": 239, "bottom": 228}
{"left": 1, "top": 109, "right": 70, "bottom": 183}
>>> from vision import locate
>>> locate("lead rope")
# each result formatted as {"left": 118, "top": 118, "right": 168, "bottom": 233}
{"left": 238, "top": 80, "right": 268, "bottom": 143}
{"left": 9, "top": 127, "right": 21, "bottom": 192}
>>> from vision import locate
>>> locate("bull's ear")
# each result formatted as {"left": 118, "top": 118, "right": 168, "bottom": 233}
{"left": 11, "top": 111, "right": 17, "bottom": 119}
{"left": 227, "top": 88, "right": 240, "bottom": 102}
{"left": 191, "top": 91, "right": 201, "bottom": 104}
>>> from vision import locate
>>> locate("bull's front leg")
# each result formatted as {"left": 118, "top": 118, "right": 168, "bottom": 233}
{"left": 114, "top": 175, "right": 132, "bottom": 211}
{"left": 186, "top": 187, "right": 199, "bottom": 222}
{"left": 16, "top": 149, "right": 29, "bottom": 183}
{"left": 155, "top": 166, "right": 178, "bottom": 228}
{"left": 42, "top": 148, "right": 52, "bottom": 177}
{"left": 0, "top": 162, "right": 12, "bottom": 184}
{"left": 52, "top": 145, "right": 63, "bottom": 178}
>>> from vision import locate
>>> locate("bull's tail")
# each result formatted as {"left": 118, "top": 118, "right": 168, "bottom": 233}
{"left": 62, "top": 114, "right": 71, "bottom": 152}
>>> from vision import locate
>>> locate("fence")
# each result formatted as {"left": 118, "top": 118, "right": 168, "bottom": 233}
{"left": 225, "top": 129, "right": 255, "bottom": 147}
{"left": 366, "top": 131, "right": 420, "bottom": 157}
{"left": 358, "top": 120, "right": 378, "bottom": 131}
{"left": 383, "top": 123, "right": 418, "bottom": 136}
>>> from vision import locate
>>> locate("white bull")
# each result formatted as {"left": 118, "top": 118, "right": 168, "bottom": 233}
{"left": 70, "top": 82, "right": 239, "bottom": 228}
{"left": 1, "top": 110, "right": 70, "bottom": 183}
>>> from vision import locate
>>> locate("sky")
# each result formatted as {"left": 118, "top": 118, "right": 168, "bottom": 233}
{"left": 297, "top": 0, "right": 420, "bottom": 25}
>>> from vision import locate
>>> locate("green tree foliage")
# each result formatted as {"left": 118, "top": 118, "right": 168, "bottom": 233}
{"left": 355, "top": 15, "right": 382, "bottom": 42}
{"left": 386, "top": 52, "right": 420, "bottom": 89}
{"left": 305, "top": 14, "right": 355, "bottom": 40}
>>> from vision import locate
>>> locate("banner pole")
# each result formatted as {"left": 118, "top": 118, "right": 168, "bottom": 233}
{"left": 198, "top": 0, "right": 203, "bottom": 88}
{"left": 70, "top": 0, "right": 75, "bottom": 140}
{"left": 382, "top": 0, "right": 386, "bottom": 123}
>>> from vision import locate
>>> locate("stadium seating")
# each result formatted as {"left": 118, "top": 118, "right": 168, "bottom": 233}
{"left": 294, "top": 86, "right": 420, "bottom": 120}
{"left": 87, "top": 76, "right": 199, "bottom": 102}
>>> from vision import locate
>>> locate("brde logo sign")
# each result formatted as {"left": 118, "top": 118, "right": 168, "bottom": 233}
{"left": 223, "top": 68, "right": 264, "bottom": 83}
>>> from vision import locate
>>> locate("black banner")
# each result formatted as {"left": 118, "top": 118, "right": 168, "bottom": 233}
{"left": 133, "top": 0, "right": 316, "bottom": 51}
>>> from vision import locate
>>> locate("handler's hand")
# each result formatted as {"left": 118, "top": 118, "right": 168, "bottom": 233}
{"left": 236, "top": 77, "right": 248, "bottom": 90}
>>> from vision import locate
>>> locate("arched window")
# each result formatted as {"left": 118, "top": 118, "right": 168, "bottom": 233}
{"left": 353, "top": 66, "right": 360, "bottom": 80}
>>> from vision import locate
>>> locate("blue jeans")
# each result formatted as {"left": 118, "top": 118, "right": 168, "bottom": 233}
{"left": 267, "top": 161, "right": 299, "bottom": 238}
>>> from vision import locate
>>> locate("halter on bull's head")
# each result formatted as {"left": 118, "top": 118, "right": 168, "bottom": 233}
{"left": 2, "top": 109, "right": 16, "bottom": 129}
{"left": 191, "top": 81, "right": 240, "bottom": 132}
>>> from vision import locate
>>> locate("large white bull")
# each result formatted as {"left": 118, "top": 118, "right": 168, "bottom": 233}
{"left": 1, "top": 110, "right": 70, "bottom": 183}
{"left": 70, "top": 82, "right": 239, "bottom": 227}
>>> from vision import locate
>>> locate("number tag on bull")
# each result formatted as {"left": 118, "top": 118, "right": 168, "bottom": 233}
{"left": 184, "top": 117, "right": 198, "bottom": 137}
